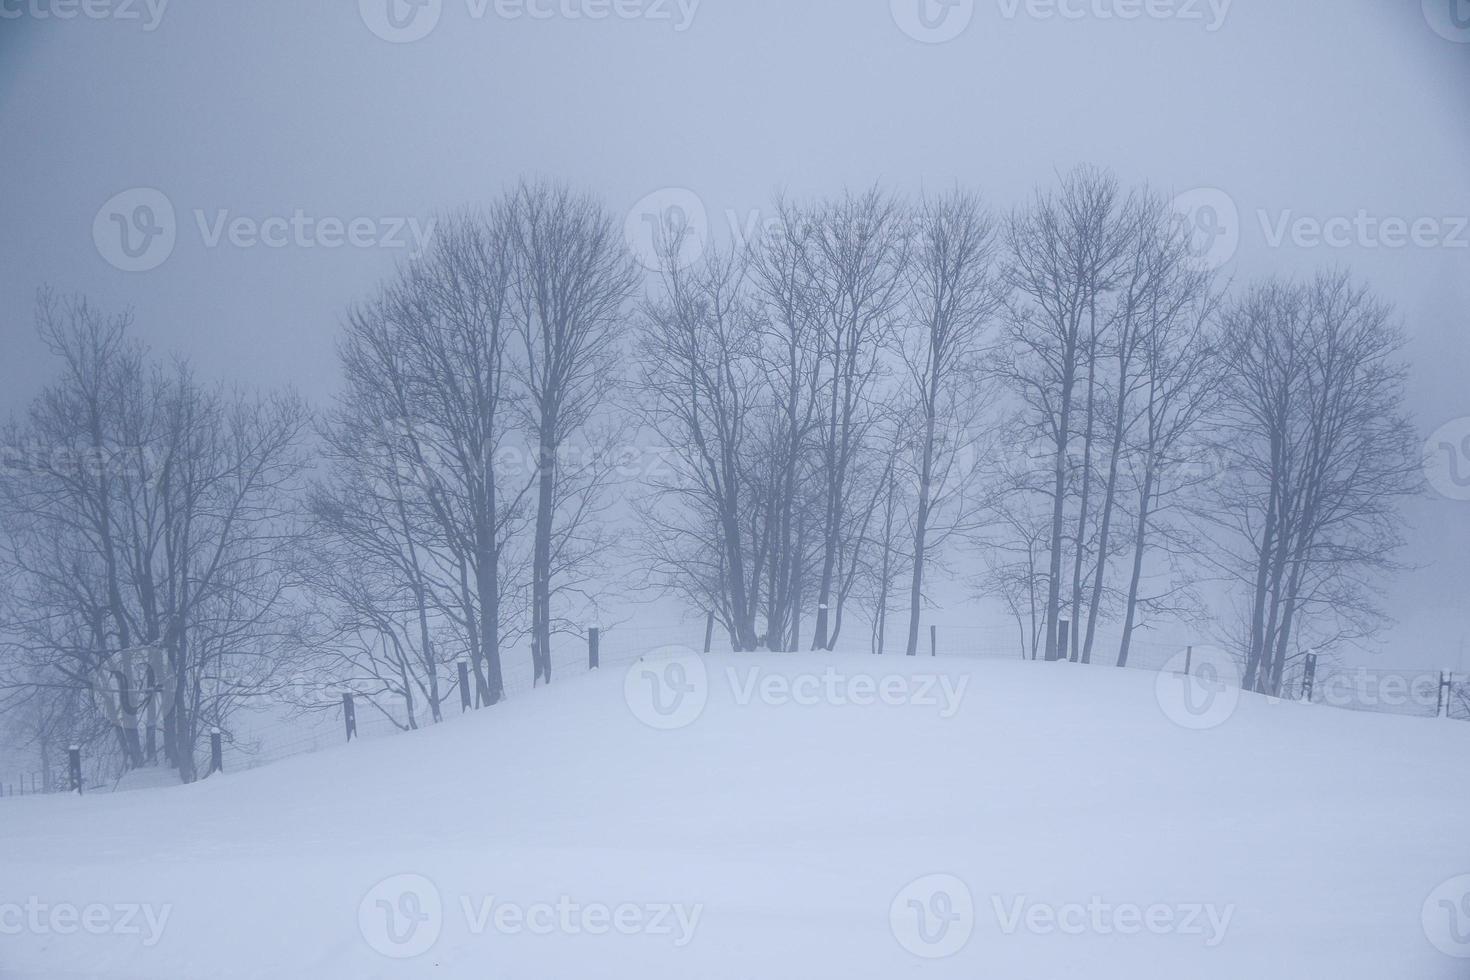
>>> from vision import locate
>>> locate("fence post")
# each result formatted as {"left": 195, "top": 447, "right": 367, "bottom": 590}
{"left": 208, "top": 728, "right": 223, "bottom": 775}
{"left": 68, "top": 746, "right": 82, "bottom": 794}
{"left": 930, "top": 624, "right": 937, "bottom": 658}
{"left": 1184, "top": 646, "right": 1194, "bottom": 675}
{"left": 1438, "top": 672, "right": 1454, "bottom": 718}
{"left": 703, "top": 611, "right": 715, "bottom": 654}
{"left": 342, "top": 692, "right": 358, "bottom": 742}
{"left": 1300, "top": 653, "right": 1318, "bottom": 702}
{"left": 588, "top": 626, "right": 600, "bottom": 671}
{"left": 458, "top": 662, "right": 472, "bottom": 713}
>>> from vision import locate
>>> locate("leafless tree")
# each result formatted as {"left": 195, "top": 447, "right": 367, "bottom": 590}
{"left": 898, "top": 189, "right": 1003, "bottom": 656}
{"left": 333, "top": 208, "right": 525, "bottom": 706}
{"left": 1204, "top": 270, "right": 1419, "bottom": 693}
{"left": 998, "top": 166, "right": 1130, "bottom": 661}
{"left": 1109, "top": 206, "right": 1221, "bottom": 668}
{"left": 0, "top": 291, "right": 308, "bottom": 782}
{"left": 749, "top": 197, "right": 826, "bottom": 651}
{"left": 504, "top": 181, "right": 640, "bottom": 684}
{"left": 635, "top": 242, "right": 769, "bottom": 650}
{"left": 800, "top": 190, "right": 910, "bottom": 651}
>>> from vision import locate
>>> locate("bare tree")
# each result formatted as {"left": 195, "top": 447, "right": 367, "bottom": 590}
{"left": 504, "top": 181, "right": 640, "bottom": 684}
{"left": 899, "top": 189, "right": 1003, "bottom": 656}
{"left": 635, "top": 243, "right": 768, "bottom": 650}
{"left": 334, "top": 208, "right": 523, "bottom": 706}
{"left": 1110, "top": 212, "right": 1221, "bottom": 668}
{"left": 999, "top": 166, "right": 1128, "bottom": 662}
{"left": 749, "top": 198, "right": 826, "bottom": 652}
{"left": 0, "top": 291, "right": 308, "bottom": 783}
{"left": 1205, "top": 270, "right": 1419, "bottom": 693}
{"left": 800, "top": 189, "right": 910, "bottom": 650}
{"left": 1069, "top": 190, "right": 1218, "bottom": 665}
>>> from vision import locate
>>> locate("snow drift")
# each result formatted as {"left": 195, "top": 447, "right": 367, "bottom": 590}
{"left": 3, "top": 650, "right": 1468, "bottom": 979}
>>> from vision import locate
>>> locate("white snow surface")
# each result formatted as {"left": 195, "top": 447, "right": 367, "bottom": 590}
{"left": 3, "top": 650, "right": 1467, "bottom": 978}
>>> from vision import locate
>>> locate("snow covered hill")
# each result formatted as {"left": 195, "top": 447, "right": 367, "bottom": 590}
{"left": 3, "top": 649, "right": 1469, "bottom": 979}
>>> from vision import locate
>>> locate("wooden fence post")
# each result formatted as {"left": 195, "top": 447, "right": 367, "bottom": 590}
{"left": 458, "top": 662, "right": 472, "bottom": 713}
{"left": 703, "top": 611, "right": 715, "bottom": 654}
{"left": 209, "top": 728, "right": 223, "bottom": 775}
{"left": 1184, "top": 646, "right": 1194, "bottom": 675}
{"left": 68, "top": 745, "right": 82, "bottom": 794}
{"left": 1300, "top": 653, "right": 1318, "bottom": 702}
{"left": 342, "top": 692, "right": 357, "bottom": 742}
{"left": 588, "top": 626, "right": 600, "bottom": 670}
{"left": 930, "top": 624, "right": 937, "bottom": 658}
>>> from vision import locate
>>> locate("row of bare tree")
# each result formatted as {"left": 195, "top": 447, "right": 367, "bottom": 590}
{"left": 308, "top": 182, "right": 636, "bottom": 726}
{"left": 0, "top": 170, "right": 1421, "bottom": 782}
{"left": 0, "top": 292, "right": 308, "bottom": 782}
{"left": 637, "top": 166, "right": 1418, "bottom": 691}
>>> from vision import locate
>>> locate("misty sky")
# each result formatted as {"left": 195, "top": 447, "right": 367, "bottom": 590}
{"left": 1, "top": 0, "right": 1467, "bottom": 668}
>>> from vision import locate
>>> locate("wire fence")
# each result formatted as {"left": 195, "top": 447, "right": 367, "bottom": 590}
{"left": 924, "top": 623, "right": 1470, "bottom": 722}
{"left": 5, "top": 617, "right": 1466, "bottom": 798}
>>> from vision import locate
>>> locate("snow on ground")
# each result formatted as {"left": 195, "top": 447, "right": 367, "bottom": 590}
{"left": 3, "top": 649, "right": 1469, "bottom": 978}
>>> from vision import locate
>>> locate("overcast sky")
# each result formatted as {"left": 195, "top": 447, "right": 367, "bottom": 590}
{"left": 1, "top": 0, "right": 1467, "bottom": 667}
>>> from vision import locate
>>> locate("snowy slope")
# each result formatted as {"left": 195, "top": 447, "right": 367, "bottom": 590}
{"left": 3, "top": 650, "right": 1468, "bottom": 979}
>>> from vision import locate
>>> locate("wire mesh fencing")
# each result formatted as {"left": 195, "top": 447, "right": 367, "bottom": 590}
{"left": 6, "top": 616, "right": 1465, "bottom": 799}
